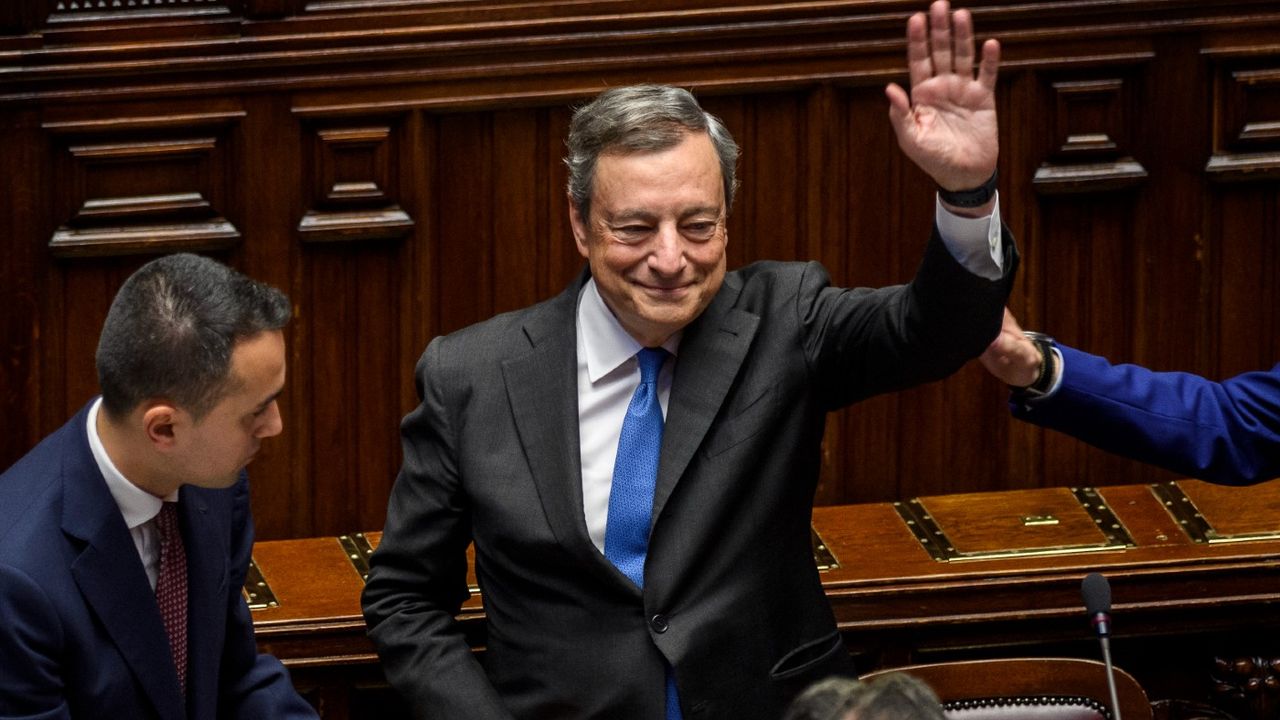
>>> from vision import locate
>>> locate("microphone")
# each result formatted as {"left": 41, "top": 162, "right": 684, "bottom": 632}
{"left": 1081, "top": 572, "right": 1122, "bottom": 720}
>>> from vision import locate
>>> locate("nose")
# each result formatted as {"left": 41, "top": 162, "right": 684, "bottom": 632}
{"left": 257, "top": 400, "right": 284, "bottom": 438}
{"left": 648, "top": 224, "right": 686, "bottom": 276}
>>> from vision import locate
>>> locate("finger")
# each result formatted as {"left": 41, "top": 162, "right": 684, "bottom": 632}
{"left": 977, "top": 38, "right": 1000, "bottom": 91}
{"left": 905, "top": 12, "right": 931, "bottom": 91}
{"left": 952, "top": 8, "right": 974, "bottom": 78}
{"left": 885, "top": 84, "right": 913, "bottom": 138}
{"left": 929, "top": 0, "right": 953, "bottom": 76}
{"left": 885, "top": 83, "right": 911, "bottom": 114}
{"left": 1001, "top": 307, "right": 1018, "bottom": 333}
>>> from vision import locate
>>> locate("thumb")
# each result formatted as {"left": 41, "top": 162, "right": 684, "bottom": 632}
{"left": 885, "top": 83, "right": 912, "bottom": 135}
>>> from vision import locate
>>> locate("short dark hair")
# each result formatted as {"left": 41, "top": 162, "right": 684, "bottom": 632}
{"left": 565, "top": 84, "right": 740, "bottom": 220}
{"left": 785, "top": 673, "right": 947, "bottom": 720}
{"left": 95, "top": 253, "right": 291, "bottom": 420}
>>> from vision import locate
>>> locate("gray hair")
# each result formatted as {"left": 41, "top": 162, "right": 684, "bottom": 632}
{"left": 565, "top": 84, "right": 740, "bottom": 220}
{"left": 95, "top": 253, "right": 291, "bottom": 420}
{"left": 785, "top": 674, "right": 947, "bottom": 720}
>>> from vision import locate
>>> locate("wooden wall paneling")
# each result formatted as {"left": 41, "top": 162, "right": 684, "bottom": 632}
{"left": 434, "top": 111, "right": 494, "bottom": 335}
{"left": 32, "top": 98, "right": 249, "bottom": 442}
{"left": 1204, "top": 51, "right": 1280, "bottom": 383}
{"left": 1128, "top": 35, "right": 1207, "bottom": 382}
{"left": 802, "top": 84, "right": 851, "bottom": 505}
{"left": 238, "top": 92, "right": 307, "bottom": 539}
{"left": 303, "top": 242, "right": 355, "bottom": 537}
{"left": 348, "top": 239, "right": 405, "bottom": 535}
{"left": 32, "top": 7, "right": 240, "bottom": 72}
{"left": 984, "top": 61, "right": 1044, "bottom": 492}
{"left": 242, "top": 0, "right": 301, "bottom": 20}
{"left": 400, "top": 108, "right": 435, "bottom": 416}
{"left": 836, "top": 81, "right": 913, "bottom": 504}
{"left": 0, "top": 109, "right": 45, "bottom": 467}
{"left": 296, "top": 122, "right": 414, "bottom": 245}
{"left": 0, "top": 2, "right": 46, "bottom": 35}
{"left": 542, "top": 106, "right": 583, "bottom": 301}
{"left": 878, "top": 126, "right": 957, "bottom": 502}
{"left": 289, "top": 110, "right": 410, "bottom": 538}
{"left": 737, "top": 90, "right": 806, "bottom": 263}
{"left": 490, "top": 109, "right": 546, "bottom": 316}
{"left": 1026, "top": 47, "right": 1200, "bottom": 493}
{"left": 6, "top": 1, "right": 1280, "bottom": 540}
{"left": 41, "top": 110, "right": 245, "bottom": 258}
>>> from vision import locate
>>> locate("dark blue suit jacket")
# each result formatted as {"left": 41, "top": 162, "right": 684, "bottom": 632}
{"left": 1012, "top": 344, "right": 1280, "bottom": 484}
{"left": 0, "top": 402, "right": 317, "bottom": 720}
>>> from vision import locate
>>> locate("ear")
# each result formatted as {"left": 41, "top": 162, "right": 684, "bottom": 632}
{"left": 568, "top": 197, "right": 590, "bottom": 260}
{"left": 141, "top": 402, "right": 183, "bottom": 450}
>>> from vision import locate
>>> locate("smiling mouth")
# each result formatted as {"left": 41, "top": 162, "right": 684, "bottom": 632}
{"left": 637, "top": 281, "right": 692, "bottom": 295}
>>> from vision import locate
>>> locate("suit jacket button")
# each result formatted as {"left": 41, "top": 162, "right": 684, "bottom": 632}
{"left": 650, "top": 614, "right": 669, "bottom": 633}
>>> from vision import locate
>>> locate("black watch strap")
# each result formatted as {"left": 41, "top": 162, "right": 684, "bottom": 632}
{"left": 1012, "top": 331, "right": 1057, "bottom": 400}
{"left": 938, "top": 169, "right": 998, "bottom": 208}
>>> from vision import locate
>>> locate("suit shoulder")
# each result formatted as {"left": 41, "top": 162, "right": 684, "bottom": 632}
{"left": 0, "top": 423, "right": 78, "bottom": 549}
{"left": 725, "top": 260, "right": 831, "bottom": 307}
{"left": 729, "top": 260, "right": 827, "bottom": 288}
{"left": 422, "top": 285, "right": 577, "bottom": 368}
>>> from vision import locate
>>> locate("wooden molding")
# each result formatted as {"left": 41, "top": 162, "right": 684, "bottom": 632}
{"left": 3, "top": 1, "right": 1279, "bottom": 107}
{"left": 48, "top": 220, "right": 241, "bottom": 258}
{"left": 296, "top": 207, "right": 413, "bottom": 244}
{"left": 1031, "top": 158, "right": 1148, "bottom": 195}
{"left": 1205, "top": 152, "right": 1280, "bottom": 182}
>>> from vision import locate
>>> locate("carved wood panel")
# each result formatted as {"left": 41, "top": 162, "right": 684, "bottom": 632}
{"left": 1, "top": 2, "right": 1279, "bottom": 540}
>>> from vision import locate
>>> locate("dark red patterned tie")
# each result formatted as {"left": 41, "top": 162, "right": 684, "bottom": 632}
{"left": 155, "top": 501, "right": 188, "bottom": 696}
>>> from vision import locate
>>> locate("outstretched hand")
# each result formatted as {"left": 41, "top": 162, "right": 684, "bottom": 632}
{"left": 885, "top": 0, "right": 1000, "bottom": 192}
{"left": 980, "top": 308, "right": 1041, "bottom": 387}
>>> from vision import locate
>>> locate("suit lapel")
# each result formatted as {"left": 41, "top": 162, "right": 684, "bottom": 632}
{"left": 502, "top": 276, "right": 617, "bottom": 577}
{"left": 653, "top": 274, "right": 758, "bottom": 521}
{"left": 62, "top": 420, "right": 186, "bottom": 720}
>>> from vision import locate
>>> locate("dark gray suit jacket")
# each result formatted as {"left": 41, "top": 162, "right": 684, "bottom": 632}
{"left": 363, "top": 231, "right": 1017, "bottom": 720}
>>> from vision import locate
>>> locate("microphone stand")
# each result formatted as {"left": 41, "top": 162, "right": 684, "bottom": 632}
{"left": 1094, "top": 617, "right": 1122, "bottom": 720}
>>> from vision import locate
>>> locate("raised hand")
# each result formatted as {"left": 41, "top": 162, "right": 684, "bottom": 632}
{"left": 980, "top": 308, "right": 1042, "bottom": 387}
{"left": 885, "top": 0, "right": 1000, "bottom": 193}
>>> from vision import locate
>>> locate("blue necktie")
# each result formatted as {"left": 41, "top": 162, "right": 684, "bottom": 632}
{"left": 604, "top": 347, "right": 667, "bottom": 587}
{"left": 603, "top": 347, "right": 682, "bottom": 720}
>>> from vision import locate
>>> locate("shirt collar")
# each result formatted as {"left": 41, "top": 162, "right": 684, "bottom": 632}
{"left": 578, "top": 279, "right": 680, "bottom": 383}
{"left": 86, "top": 397, "right": 174, "bottom": 529}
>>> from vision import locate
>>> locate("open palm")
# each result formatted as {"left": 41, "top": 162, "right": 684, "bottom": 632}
{"left": 886, "top": 1, "right": 1000, "bottom": 192}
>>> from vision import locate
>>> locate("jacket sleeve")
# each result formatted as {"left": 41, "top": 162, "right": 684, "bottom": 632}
{"left": 218, "top": 476, "right": 319, "bottom": 720}
{"left": 0, "top": 563, "right": 73, "bottom": 720}
{"left": 803, "top": 225, "right": 1018, "bottom": 408}
{"left": 1012, "top": 344, "right": 1280, "bottom": 485}
{"left": 361, "top": 338, "right": 515, "bottom": 720}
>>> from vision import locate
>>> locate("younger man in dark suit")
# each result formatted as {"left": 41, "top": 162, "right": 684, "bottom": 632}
{"left": 0, "top": 253, "right": 317, "bottom": 720}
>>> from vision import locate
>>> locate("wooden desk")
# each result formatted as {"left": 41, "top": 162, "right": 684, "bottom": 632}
{"left": 250, "top": 480, "right": 1280, "bottom": 720}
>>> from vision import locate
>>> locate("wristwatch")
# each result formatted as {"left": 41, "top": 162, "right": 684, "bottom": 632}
{"left": 938, "top": 169, "right": 998, "bottom": 208}
{"left": 1012, "top": 331, "right": 1058, "bottom": 401}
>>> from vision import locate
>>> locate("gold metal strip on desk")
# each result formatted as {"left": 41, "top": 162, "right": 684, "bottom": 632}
{"left": 243, "top": 557, "right": 279, "bottom": 610}
{"left": 338, "top": 532, "right": 376, "bottom": 581}
{"left": 811, "top": 527, "right": 839, "bottom": 571}
{"left": 895, "top": 487, "right": 1136, "bottom": 562}
{"left": 1151, "top": 481, "right": 1280, "bottom": 544}
{"left": 337, "top": 529, "right": 839, "bottom": 588}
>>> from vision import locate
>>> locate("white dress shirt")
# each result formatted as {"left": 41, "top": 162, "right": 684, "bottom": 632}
{"left": 86, "top": 397, "right": 178, "bottom": 591}
{"left": 577, "top": 200, "right": 1004, "bottom": 552}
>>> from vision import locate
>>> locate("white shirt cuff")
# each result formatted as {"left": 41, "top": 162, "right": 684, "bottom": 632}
{"left": 934, "top": 193, "right": 1003, "bottom": 281}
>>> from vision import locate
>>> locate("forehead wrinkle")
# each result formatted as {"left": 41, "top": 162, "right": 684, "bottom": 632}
{"left": 602, "top": 204, "right": 723, "bottom": 223}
